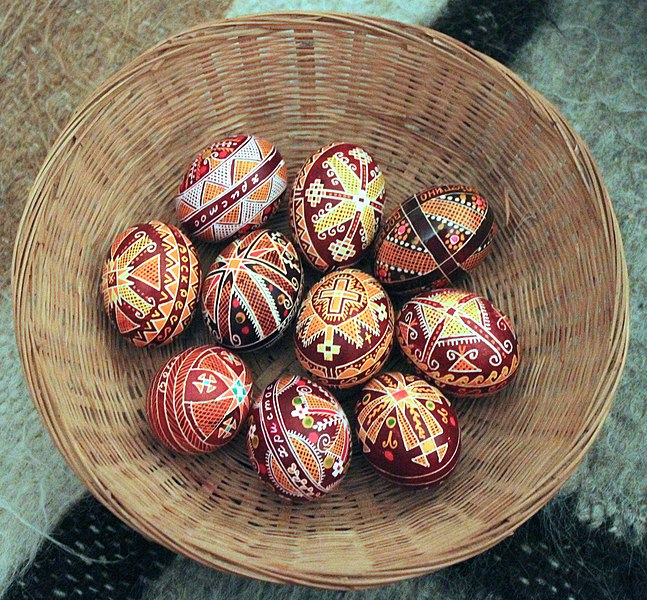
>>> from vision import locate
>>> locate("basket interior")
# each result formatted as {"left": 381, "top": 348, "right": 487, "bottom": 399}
{"left": 13, "top": 14, "right": 626, "bottom": 589}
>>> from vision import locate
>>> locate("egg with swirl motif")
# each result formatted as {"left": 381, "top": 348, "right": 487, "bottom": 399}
{"left": 294, "top": 268, "right": 394, "bottom": 389}
{"left": 202, "top": 229, "right": 303, "bottom": 351}
{"left": 146, "top": 345, "right": 253, "bottom": 454}
{"left": 397, "top": 288, "right": 520, "bottom": 397}
{"left": 374, "top": 184, "right": 495, "bottom": 294}
{"left": 290, "top": 142, "right": 385, "bottom": 272}
{"left": 355, "top": 372, "right": 461, "bottom": 487}
{"left": 246, "top": 375, "right": 352, "bottom": 501}
{"left": 101, "top": 220, "right": 201, "bottom": 348}
{"left": 175, "top": 135, "right": 287, "bottom": 243}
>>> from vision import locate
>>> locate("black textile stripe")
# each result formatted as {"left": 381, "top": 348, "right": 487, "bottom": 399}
{"left": 3, "top": 495, "right": 175, "bottom": 600}
{"left": 431, "top": 0, "right": 551, "bottom": 64}
{"left": 447, "top": 496, "right": 647, "bottom": 600}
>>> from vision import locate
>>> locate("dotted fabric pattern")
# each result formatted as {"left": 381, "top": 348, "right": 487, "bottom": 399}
{"left": 3, "top": 496, "right": 174, "bottom": 600}
{"left": 449, "top": 497, "right": 646, "bottom": 600}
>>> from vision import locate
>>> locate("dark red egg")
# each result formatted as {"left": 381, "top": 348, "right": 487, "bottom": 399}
{"left": 397, "top": 288, "right": 520, "bottom": 397}
{"left": 374, "top": 185, "right": 495, "bottom": 294}
{"left": 246, "top": 375, "right": 352, "bottom": 500}
{"left": 355, "top": 372, "right": 461, "bottom": 487}
{"left": 290, "top": 142, "right": 385, "bottom": 272}
{"left": 201, "top": 229, "right": 304, "bottom": 351}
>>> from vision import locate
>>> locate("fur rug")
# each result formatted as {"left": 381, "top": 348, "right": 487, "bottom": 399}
{"left": 1, "top": 1, "right": 645, "bottom": 598}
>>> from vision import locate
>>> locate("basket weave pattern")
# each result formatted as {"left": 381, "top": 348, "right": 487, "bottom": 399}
{"left": 12, "top": 14, "right": 628, "bottom": 589}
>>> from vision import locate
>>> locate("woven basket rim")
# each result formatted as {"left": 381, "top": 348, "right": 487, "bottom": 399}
{"left": 11, "top": 12, "right": 630, "bottom": 589}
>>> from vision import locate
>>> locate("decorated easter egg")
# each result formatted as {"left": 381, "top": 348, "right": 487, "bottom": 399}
{"left": 355, "top": 372, "right": 461, "bottom": 487}
{"left": 246, "top": 375, "right": 351, "bottom": 500}
{"left": 175, "top": 135, "right": 287, "bottom": 243}
{"left": 201, "top": 229, "right": 304, "bottom": 351}
{"left": 294, "top": 268, "right": 394, "bottom": 389}
{"left": 146, "top": 345, "right": 253, "bottom": 454}
{"left": 290, "top": 142, "right": 386, "bottom": 271}
{"left": 374, "top": 184, "right": 495, "bottom": 294}
{"left": 397, "top": 288, "right": 520, "bottom": 397}
{"left": 101, "top": 220, "right": 201, "bottom": 348}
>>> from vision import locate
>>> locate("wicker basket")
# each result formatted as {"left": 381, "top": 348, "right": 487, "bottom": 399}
{"left": 12, "top": 13, "right": 628, "bottom": 589}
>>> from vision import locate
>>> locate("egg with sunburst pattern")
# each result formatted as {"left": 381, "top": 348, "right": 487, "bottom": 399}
{"left": 201, "top": 229, "right": 303, "bottom": 351}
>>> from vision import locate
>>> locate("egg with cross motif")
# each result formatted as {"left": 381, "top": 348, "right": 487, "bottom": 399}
{"left": 396, "top": 288, "right": 520, "bottom": 397}
{"left": 294, "top": 268, "right": 394, "bottom": 389}
{"left": 290, "top": 142, "right": 386, "bottom": 272}
{"left": 246, "top": 375, "right": 352, "bottom": 500}
{"left": 355, "top": 372, "right": 461, "bottom": 487}
{"left": 146, "top": 345, "right": 253, "bottom": 454}
{"left": 374, "top": 184, "right": 495, "bottom": 294}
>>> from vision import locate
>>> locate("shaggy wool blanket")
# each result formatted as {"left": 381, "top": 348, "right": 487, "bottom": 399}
{"left": 0, "top": 1, "right": 645, "bottom": 598}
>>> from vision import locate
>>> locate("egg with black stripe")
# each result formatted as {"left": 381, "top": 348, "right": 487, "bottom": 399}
{"left": 374, "top": 184, "right": 496, "bottom": 294}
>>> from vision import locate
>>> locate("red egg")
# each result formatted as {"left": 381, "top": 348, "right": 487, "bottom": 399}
{"left": 290, "top": 142, "right": 385, "bottom": 271}
{"left": 101, "top": 220, "right": 201, "bottom": 348}
{"left": 374, "top": 185, "right": 495, "bottom": 294}
{"left": 355, "top": 372, "right": 461, "bottom": 487}
{"left": 294, "top": 268, "right": 394, "bottom": 389}
{"left": 175, "top": 135, "right": 287, "bottom": 243}
{"left": 201, "top": 229, "right": 304, "bottom": 351}
{"left": 146, "top": 345, "right": 253, "bottom": 454}
{"left": 397, "top": 288, "right": 520, "bottom": 397}
{"left": 246, "top": 375, "right": 352, "bottom": 501}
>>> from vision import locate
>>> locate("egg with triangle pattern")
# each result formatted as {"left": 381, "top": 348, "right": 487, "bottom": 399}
{"left": 101, "top": 220, "right": 201, "bottom": 348}
{"left": 176, "top": 135, "right": 287, "bottom": 243}
{"left": 397, "top": 288, "right": 520, "bottom": 397}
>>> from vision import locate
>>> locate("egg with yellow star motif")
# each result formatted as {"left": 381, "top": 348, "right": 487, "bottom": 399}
{"left": 289, "top": 142, "right": 386, "bottom": 272}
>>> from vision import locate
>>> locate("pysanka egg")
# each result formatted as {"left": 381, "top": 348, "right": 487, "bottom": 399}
{"left": 101, "top": 220, "right": 201, "bottom": 348}
{"left": 146, "top": 345, "right": 253, "bottom": 454}
{"left": 294, "top": 268, "right": 394, "bottom": 389}
{"left": 201, "top": 229, "right": 304, "bottom": 351}
{"left": 355, "top": 372, "right": 461, "bottom": 487}
{"left": 246, "top": 375, "right": 352, "bottom": 500}
{"left": 374, "top": 185, "right": 495, "bottom": 294}
{"left": 290, "top": 142, "right": 385, "bottom": 271}
{"left": 175, "top": 135, "right": 287, "bottom": 243}
{"left": 397, "top": 288, "right": 520, "bottom": 397}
